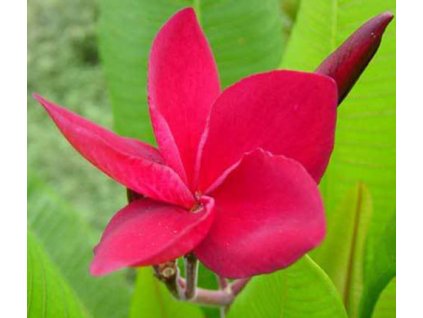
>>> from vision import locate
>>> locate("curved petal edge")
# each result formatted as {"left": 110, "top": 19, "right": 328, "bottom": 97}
{"left": 195, "top": 149, "right": 326, "bottom": 278}
{"left": 33, "top": 94, "right": 195, "bottom": 208}
{"left": 196, "top": 70, "right": 338, "bottom": 191}
{"left": 91, "top": 197, "right": 215, "bottom": 276}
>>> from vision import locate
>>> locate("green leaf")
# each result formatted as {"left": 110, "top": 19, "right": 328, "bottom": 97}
{"left": 200, "top": 0, "right": 283, "bottom": 88}
{"left": 129, "top": 267, "right": 204, "bottom": 318}
{"left": 28, "top": 230, "right": 90, "bottom": 318}
{"left": 281, "top": 0, "right": 395, "bottom": 316}
{"left": 312, "top": 183, "right": 372, "bottom": 317}
{"left": 361, "top": 214, "right": 396, "bottom": 318}
{"left": 98, "top": 0, "right": 284, "bottom": 138}
{"left": 28, "top": 173, "right": 132, "bottom": 318}
{"left": 372, "top": 278, "right": 396, "bottom": 318}
{"left": 227, "top": 256, "right": 347, "bottom": 318}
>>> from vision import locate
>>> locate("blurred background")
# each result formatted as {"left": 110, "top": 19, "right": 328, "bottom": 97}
{"left": 28, "top": 0, "right": 124, "bottom": 231}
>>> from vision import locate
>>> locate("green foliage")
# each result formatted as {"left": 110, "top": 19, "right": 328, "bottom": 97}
{"left": 312, "top": 183, "right": 372, "bottom": 317}
{"left": 28, "top": 0, "right": 123, "bottom": 228}
{"left": 28, "top": 174, "right": 132, "bottom": 318}
{"left": 28, "top": 231, "right": 90, "bottom": 318}
{"left": 361, "top": 215, "right": 396, "bottom": 318}
{"left": 281, "top": 0, "right": 396, "bottom": 316}
{"left": 130, "top": 267, "right": 204, "bottom": 318}
{"left": 228, "top": 256, "right": 347, "bottom": 318}
{"left": 372, "top": 278, "right": 396, "bottom": 318}
{"left": 98, "top": 0, "right": 284, "bottom": 139}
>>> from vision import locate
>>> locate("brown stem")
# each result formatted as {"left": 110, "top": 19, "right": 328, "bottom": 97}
{"left": 184, "top": 253, "right": 198, "bottom": 300}
{"left": 153, "top": 261, "right": 181, "bottom": 299}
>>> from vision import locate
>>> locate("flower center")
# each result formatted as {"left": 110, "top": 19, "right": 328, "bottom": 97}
{"left": 190, "top": 191, "right": 203, "bottom": 213}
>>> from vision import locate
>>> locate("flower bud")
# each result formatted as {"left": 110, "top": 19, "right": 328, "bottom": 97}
{"left": 316, "top": 12, "right": 394, "bottom": 104}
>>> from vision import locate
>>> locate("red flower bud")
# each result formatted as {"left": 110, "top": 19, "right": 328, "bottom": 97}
{"left": 316, "top": 12, "right": 394, "bottom": 104}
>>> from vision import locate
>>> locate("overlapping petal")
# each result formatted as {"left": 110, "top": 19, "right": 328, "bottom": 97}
{"left": 194, "top": 149, "right": 326, "bottom": 278}
{"left": 91, "top": 197, "right": 215, "bottom": 276}
{"left": 34, "top": 94, "right": 195, "bottom": 208}
{"left": 195, "top": 70, "right": 338, "bottom": 192}
{"left": 148, "top": 8, "right": 220, "bottom": 187}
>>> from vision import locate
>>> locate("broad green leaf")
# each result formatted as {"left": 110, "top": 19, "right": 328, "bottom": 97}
{"left": 99, "top": 0, "right": 284, "bottom": 138}
{"left": 361, "top": 214, "right": 396, "bottom": 318}
{"left": 227, "top": 256, "right": 347, "bottom": 318}
{"left": 130, "top": 267, "right": 204, "bottom": 318}
{"left": 200, "top": 0, "right": 283, "bottom": 87}
{"left": 281, "top": 0, "right": 395, "bottom": 316}
{"left": 312, "top": 183, "right": 372, "bottom": 317}
{"left": 372, "top": 278, "right": 396, "bottom": 318}
{"left": 28, "top": 173, "right": 132, "bottom": 318}
{"left": 28, "top": 230, "right": 90, "bottom": 318}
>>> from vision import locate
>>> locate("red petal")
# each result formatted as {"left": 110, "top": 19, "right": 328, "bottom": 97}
{"left": 316, "top": 12, "right": 394, "bottom": 103}
{"left": 91, "top": 197, "right": 214, "bottom": 276}
{"left": 196, "top": 70, "right": 337, "bottom": 192}
{"left": 34, "top": 94, "right": 195, "bottom": 208}
{"left": 194, "top": 149, "right": 325, "bottom": 278}
{"left": 148, "top": 8, "right": 220, "bottom": 187}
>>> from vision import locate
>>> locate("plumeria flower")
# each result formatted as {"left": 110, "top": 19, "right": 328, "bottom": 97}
{"left": 33, "top": 8, "right": 392, "bottom": 279}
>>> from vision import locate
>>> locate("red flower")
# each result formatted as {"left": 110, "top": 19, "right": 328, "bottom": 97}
{"left": 34, "top": 8, "right": 338, "bottom": 278}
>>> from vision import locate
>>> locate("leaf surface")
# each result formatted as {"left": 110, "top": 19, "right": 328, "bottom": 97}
{"left": 372, "top": 278, "right": 396, "bottom": 318}
{"left": 28, "top": 174, "right": 132, "bottom": 318}
{"left": 281, "top": 1, "right": 395, "bottom": 316}
{"left": 99, "top": 0, "right": 283, "bottom": 138}
{"left": 361, "top": 214, "right": 396, "bottom": 317}
{"left": 129, "top": 267, "right": 204, "bottom": 318}
{"left": 28, "top": 231, "right": 90, "bottom": 318}
{"left": 228, "top": 256, "right": 347, "bottom": 318}
{"left": 312, "top": 183, "right": 372, "bottom": 317}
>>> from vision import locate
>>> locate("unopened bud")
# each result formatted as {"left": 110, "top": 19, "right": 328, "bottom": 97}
{"left": 316, "top": 12, "right": 394, "bottom": 104}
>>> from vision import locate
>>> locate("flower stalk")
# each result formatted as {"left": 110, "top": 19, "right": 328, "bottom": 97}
{"left": 153, "top": 260, "right": 182, "bottom": 299}
{"left": 184, "top": 253, "right": 198, "bottom": 300}
{"left": 151, "top": 257, "right": 250, "bottom": 309}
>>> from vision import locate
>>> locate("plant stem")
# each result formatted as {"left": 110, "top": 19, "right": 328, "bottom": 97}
{"left": 176, "top": 276, "right": 250, "bottom": 308}
{"left": 179, "top": 278, "right": 234, "bottom": 307}
{"left": 184, "top": 253, "right": 198, "bottom": 300}
{"left": 151, "top": 256, "right": 251, "bottom": 308}
{"left": 217, "top": 275, "right": 229, "bottom": 318}
{"left": 153, "top": 260, "right": 182, "bottom": 299}
{"left": 217, "top": 275, "right": 229, "bottom": 289}
{"left": 231, "top": 278, "right": 251, "bottom": 295}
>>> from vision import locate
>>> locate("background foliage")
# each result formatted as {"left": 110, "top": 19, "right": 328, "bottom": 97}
{"left": 28, "top": 0, "right": 395, "bottom": 317}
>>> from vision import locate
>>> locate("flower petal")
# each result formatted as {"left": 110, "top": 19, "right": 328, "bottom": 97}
{"left": 91, "top": 197, "right": 215, "bottom": 276}
{"left": 34, "top": 94, "right": 195, "bottom": 208}
{"left": 194, "top": 149, "right": 325, "bottom": 278}
{"left": 148, "top": 8, "right": 220, "bottom": 187}
{"left": 196, "top": 70, "right": 337, "bottom": 192}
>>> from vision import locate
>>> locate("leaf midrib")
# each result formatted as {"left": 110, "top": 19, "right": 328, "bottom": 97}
{"left": 342, "top": 183, "right": 363, "bottom": 310}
